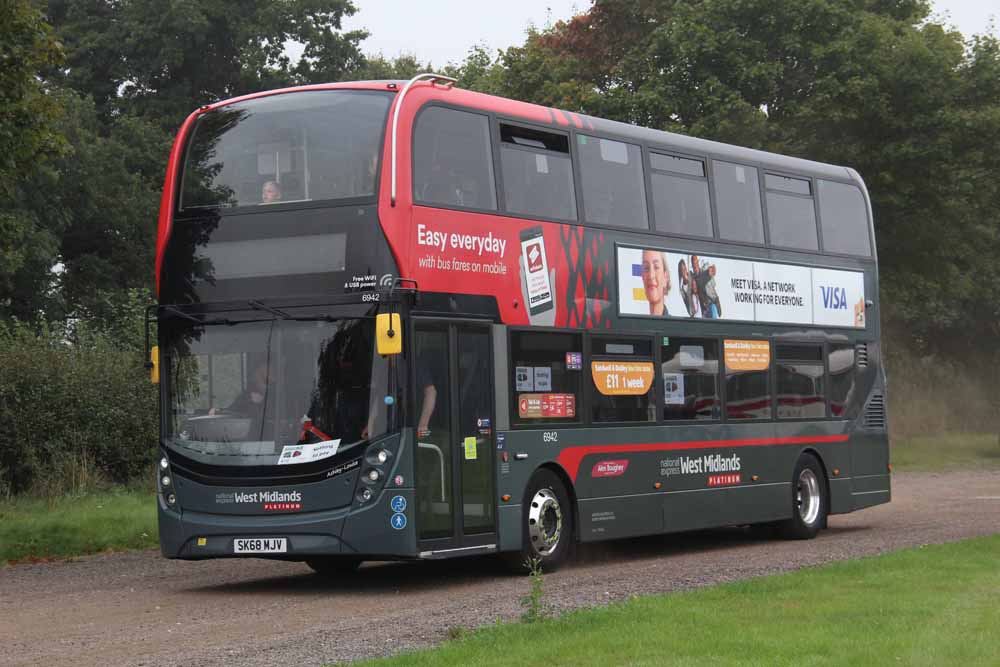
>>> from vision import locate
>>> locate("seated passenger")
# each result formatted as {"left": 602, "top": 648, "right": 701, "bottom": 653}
{"left": 261, "top": 180, "right": 282, "bottom": 203}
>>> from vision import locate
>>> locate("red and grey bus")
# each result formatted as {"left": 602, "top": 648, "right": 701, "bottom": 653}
{"left": 151, "top": 73, "right": 889, "bottom": 573}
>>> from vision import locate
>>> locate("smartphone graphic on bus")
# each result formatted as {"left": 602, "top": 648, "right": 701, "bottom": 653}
{"left": 520, "top": 226, "right": 553, "bottom": 317}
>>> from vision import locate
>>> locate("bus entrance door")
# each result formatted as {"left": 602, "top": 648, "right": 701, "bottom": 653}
{"left": 414, "top": 322, "right": 497, "bottom": 556}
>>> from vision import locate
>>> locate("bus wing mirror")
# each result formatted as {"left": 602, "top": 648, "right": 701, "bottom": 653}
{"left": 150, "top": 345, "right": 160, "bottom": 384}
{"left": 376, "top": 314, "right": 402, "bottom": 355}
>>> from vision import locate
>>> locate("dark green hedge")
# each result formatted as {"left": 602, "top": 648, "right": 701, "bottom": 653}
{"left": 0, "top": 319, "right": 157, "bottom": 496}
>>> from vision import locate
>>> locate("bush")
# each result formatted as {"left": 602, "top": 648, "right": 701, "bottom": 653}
{"left": 0, "top": 303, "right": 157, "bottom": 497}
{"left": 884, "top": 328, "right": 1000, "bottom": 439}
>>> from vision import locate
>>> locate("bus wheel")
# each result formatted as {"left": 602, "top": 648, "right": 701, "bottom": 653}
{"left": 305, "top": 556, "right": 362, "bottom": 576}
{"left": 508, "top": 469, "right": 574, "bottom": 573}
{"left": 780, "top": 454, "right": 827, "bottom": 540}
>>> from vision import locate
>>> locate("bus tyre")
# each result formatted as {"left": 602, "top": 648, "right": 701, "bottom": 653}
{"left": 508, "top": 469, "right": 574, "bottom": 573}
{"left": 305, "top": 556, "right": 362, "bottom": 576}
{"left": 780, "top": 454, "right": 827, "bottom": 540}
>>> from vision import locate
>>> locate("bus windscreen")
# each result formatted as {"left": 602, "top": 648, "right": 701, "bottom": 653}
{"left": 165, "top": 318, "right": 390, "bottom": 465}
{"left": 180, "top": 90, "right": 392, "bottom": 210}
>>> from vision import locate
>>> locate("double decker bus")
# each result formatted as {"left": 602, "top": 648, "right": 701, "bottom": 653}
{"left": 152, "top": 74, "right": 889, "bottom": 573}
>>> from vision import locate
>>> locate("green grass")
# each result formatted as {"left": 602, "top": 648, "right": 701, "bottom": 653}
{"left": 892, "top": 432, "right": 1000, "bottom": 472}
{"left": 359, "top": 535, "right": 1000, "bottom": 667}
{"left": 0, "top": 489, "right": 157, "bottom": 563}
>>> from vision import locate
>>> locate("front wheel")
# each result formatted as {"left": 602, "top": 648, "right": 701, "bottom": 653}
{"left": 506, "top": 469, "right": 574, "bottom": 573}
{"left": 779, "top": 454, "right": 828, "bottom": 540}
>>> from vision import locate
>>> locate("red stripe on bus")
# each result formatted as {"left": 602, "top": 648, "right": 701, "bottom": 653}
{"left": 555, "top": 434, "right": 850, "bottom": 482}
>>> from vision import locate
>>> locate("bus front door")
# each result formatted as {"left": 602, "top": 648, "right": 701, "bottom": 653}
{"left": 414, "top": 322, "right": 497, "bottom": 556}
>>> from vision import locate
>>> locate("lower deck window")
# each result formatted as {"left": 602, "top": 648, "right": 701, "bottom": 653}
{"left": 590, "top": 337, "right": 655, "bottom": 423}
{"left": 662, "top": 338, "right": 720, "bottom": 420}
{"left": 510, "top": 331, "right": 582, "bottom": 424}
{"left": 724, "top": 339, "right": 771, "bottom": 420}
{"left": 775, "top": 344, "right": 826, "bottom": 419}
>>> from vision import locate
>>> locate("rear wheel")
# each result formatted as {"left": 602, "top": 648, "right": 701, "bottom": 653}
{"left": 305, "top": 556, "right": 362, "bottom": 576}
{"left": 506, "top": 469, "right": 574, "bottom": 573}
{"left": 779, "top": 454, "right": 827, "bottom": 539}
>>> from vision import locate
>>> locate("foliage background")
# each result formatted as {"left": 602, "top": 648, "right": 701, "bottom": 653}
{"left": 0, "top": 0, "right": 997, "bottom": 496}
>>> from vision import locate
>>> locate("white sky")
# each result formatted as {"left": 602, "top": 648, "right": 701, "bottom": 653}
{"left": 333, "top": 0, "right": 997, "bottom": 67}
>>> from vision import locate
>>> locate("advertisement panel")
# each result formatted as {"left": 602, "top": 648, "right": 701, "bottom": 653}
{"left": 616, "top": 246, "right": 865, "bottom": 328}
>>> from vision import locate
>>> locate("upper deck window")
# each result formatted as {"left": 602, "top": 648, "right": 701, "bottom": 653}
{"left": 649, "top": 152, "right": 713, "bottom": 238}
{"left": 413, "top": 107, "right": 497, "bottom": 210}
{"left": 578, "top": 135, "right": 648, "bottom": 229}
{"left": 765, "top": 174, "right": 819, "bottom": 251}
{"left": 180, "top": 90, "right": 392, "bottom": 211}
{"left": 499, "top": 123, "right": 577, "bottom": 221}
{"left": 818, "top": 180, "right": 872, "bottom": 256}
{"left": 713, "top": 161, "right": 765, "bottom": 245}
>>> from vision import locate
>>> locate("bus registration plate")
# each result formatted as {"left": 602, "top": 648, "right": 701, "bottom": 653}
{"left": 233, "top": 537, "right": 287, "bottom": 554}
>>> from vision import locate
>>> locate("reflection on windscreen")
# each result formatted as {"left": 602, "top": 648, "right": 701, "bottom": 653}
{"left": 168, "top": 319, "right": 389, "bottom": 462}
{"left": 181, "top": 90, "right": 392, "bottom": 210}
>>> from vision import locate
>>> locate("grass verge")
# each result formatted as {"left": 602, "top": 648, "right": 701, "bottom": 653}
{"left": 0, "top": 489, "right": 157, "bottom": 564}
{"left": 891, "top": 432, "right": 1000, "bottom": 472}
{"left": 359, "top": 535, "right": 1000, "bottom": 666}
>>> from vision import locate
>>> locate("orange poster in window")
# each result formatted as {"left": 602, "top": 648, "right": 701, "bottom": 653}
{"left": 591, "top": 361, "right": 654, "bottom": 396}
{"left": 724, "top": 339, "right": 770, "bottom": 372}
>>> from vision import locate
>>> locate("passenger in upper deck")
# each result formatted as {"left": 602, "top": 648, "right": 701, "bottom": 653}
{"left": 261, "top": 180, "right": 282, "bottom": 203}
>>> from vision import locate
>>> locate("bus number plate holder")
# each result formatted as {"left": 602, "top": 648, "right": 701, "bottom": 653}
{"left": 233, "top": 537, "right": 288, "bottom": 554}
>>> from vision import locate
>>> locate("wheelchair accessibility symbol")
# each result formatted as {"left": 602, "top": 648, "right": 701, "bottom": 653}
{"left": 390, "top": 513, "right": 407, "bottom": 530}
{"left": 390, "top": 495, "right": 407, "bottom": 513}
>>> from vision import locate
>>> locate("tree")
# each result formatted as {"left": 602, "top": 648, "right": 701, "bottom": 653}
{"left": 0, "top": 0, "right": 66, "bottom": 320}
{"left": 472, "top": 0, "right": 1000, "bottom": 357}
{"left": 46, "top": 0, "right": 369, "bottom": 133}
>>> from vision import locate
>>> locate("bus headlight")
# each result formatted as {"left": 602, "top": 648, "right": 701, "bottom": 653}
{"left": 161, "top": 475, "right": 172, "bottom": 487}
{"left": 367, "top": 469, "right": 380, "bottom": 483}
{"left": 166, "top": 493, "right": 177, "bottom": 505}
{"left": 376, "top": 449, "right": 389, "bottom": 464}
{"left": 358, "top": 488, "right": 373, "bottom": 503}
{"left": 160, "top": 457, "right": 169, "bottom": 471}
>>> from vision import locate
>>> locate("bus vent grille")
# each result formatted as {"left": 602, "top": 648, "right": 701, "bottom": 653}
{"left": 856, "top": 343, "right": 869, "bottom": 368}
{"left": 864, "top": 393, "right": 886, "bottom": 430}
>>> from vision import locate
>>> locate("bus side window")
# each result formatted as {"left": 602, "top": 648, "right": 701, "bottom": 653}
{"left": 578, "top": 134, "right": 648, "bottom": 229}
{"left": 661, "top": 338, "right": 720, "bottom": 421}
{"left": 828, "top": 344, "right": 857, "bottom": 418}
{"left": 775, "top": 344, "right": 826, "bottom": 420}
{"left": 818, "top": 180, "right": 872, "bottom": 256}
{"left": 499, "top": 123, "right": 577, "bottom": 221}
{"left": 723, "top": 339, "right": 771, "bottom": 420}
{"left": 413, "top": 107, "right": 497, "bottom": 211}
{"left": 510, "top": 331, "right": 582, "bottom": 425}
{"left": 590, "top": 338, "right": 655, "bottom": 423}
{"left": 765, "top": 174, "right": 818, "bottom": 251}
{"left": 713, "top": 161, "right": 765, "bottom": 245}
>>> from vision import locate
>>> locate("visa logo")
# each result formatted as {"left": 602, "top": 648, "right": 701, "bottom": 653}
{"left": 820, "top": 286, "right": 847, "bottom": 310}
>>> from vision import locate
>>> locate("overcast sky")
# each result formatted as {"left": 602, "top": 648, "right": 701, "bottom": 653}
{"left": 335, "top": 0, "right": 997, "bottom": 67}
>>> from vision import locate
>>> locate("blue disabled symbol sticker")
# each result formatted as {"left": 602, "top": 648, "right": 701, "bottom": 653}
{"left": 390, "top": 495, "right": 407, "bottom": 513}
{"left": 390, "top": 512, "right": 407, "bottom": 530}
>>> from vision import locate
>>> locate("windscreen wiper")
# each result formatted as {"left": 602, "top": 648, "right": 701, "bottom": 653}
{"left": 161, "top": 304, "right": 233, "bottom": 325}
{"left": 248, "top": 299, "right": 290, "bottom": 319}
{"left": 249, "top": 299, "right": 339, "bottom": 322}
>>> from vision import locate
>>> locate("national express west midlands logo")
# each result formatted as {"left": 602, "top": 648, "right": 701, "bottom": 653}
{"left": 660, "top": 454, "right": 741, "bottom": 480}
{"left": 214, "top": 490, "right": 303, "bottom": 511}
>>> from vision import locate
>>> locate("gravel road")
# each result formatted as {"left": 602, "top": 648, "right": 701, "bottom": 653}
{"left": 2, "top": 471, "right": 997, "bottom": 667}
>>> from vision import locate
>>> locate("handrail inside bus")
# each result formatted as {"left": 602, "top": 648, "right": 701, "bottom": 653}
{"left": 391, "top": 73, "right": 457, "bottom": 207}
{"left": 417, "top": 441, "right": 446, "bottom": 501}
